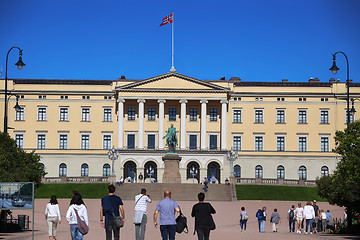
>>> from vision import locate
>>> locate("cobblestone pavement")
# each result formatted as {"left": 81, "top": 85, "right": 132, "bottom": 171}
{"left": 1, "top": 199, "right": 358, "bottom": 240}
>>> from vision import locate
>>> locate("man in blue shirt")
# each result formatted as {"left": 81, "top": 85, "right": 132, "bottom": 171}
{"left": 153, "top": 190, "right": 180, "bottom": 240}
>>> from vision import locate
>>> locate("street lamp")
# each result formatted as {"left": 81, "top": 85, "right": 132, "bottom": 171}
{"left": 226, "top": 148, "right": 238, "bottom": 177}
{"left": 350, "top": 98, "right": 360, "bottom": 117}
{"left": 108, "top": 146, "right": 119, "bottom": 176}
{"left": 4, "top": 47, "right": 25, "bottom": 133}
{"left": 329, "top": 51, "right": 350, "bottom": 125}
{"left": 190, "top": 165, "right": 198, "bottom": 183}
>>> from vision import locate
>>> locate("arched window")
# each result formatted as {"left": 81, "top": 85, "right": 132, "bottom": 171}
{"left": 321, "top": 166, "right": 329, "bottom": 177}
{"left": 144, "top": 161, "right": 157, "bottom": 180}
{"left": 277, "top": 165, "right": 285, "bottom": 179}
{"left": 81, "top": 163, "right": 89, "bottom": 177}
{"left": 207, "top": 162, "right": 221, "bottom": 183}
{"left": 59, "top": 163, "right": 67, "bottom": 177}
{"left": 103, "top": 164, "right": 111, "bottom": 177}
{"left": 255, "top": 165, "right": 263, "bottom": 178}
{"left": 298, "top": 166, "right": 307, "bottom": 180}
{"left": 234, "top": 165, "right": 241, "bottom": 178}
{"left": 187, "top": 161, "right": 200, "bottom": 183}
{"left": 123, "top": 161, "right": 137, "bottom": 179}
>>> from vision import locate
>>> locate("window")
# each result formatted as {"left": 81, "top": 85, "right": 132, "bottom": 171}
{"left": 15, "top": 134, "right": 24, "bottom": 148}
{"left": 59, "top": 163, "right": 67, "bottom": 177}
{"left": 298, "top": 166, "right": 307, "bottom": 180}
{"left": 148, "top": 107, "right": 156, "bottom": 121}
{"left": 234, "top": 165, "right": 241, "bottom": 178}
{"left": 276, "top": 109, "right": 285, "bottom": 123}
{"left": 59, "top": 107, "right": 68, "bottom": 121}
{"left": 321, "top": 136, "right": 329, "bottom": 152}
{"left": 147, "top": 134, "right": 155, "bottom": 149}
{"left": 15, "top": 107, "right": 24, "bottom": 121}
{"left": 277, "top": 166, "right": 285, "bottom": 179}
{"left": 277, "top": 136, "right": 285, "bottom": 151}
{"left": 189, "top": 135, "right": 197, "bottom": 149}
{"left": 255, "top": 136, "right": 263, "bottom": 151}
{"left": 320, "top": 110, "right": 329, "bottom": 124}
{"left": 189, "top": 108, "right": 198, "bottom": 121}
{"left": 233, "top": 136, "right": 241, "bottom": 151}
{"left": 127, "top": 107, "right": 136, "bottom": 121}
{"left": 209, "top": 135, "right": 217, "bottom": 150}
{"left": 81, "top": 163, "right": 89, "bottom": 177}
{"left": 103, "top": 164, "right": 111, "bottom": 177}
{"left": 103, "top": 135, "right": 111, "bottom": 150}
{"left": 298, "top": 110, "right": 307, "bottom": 124}
{"left": 127, "top": 134, "right": 135, "bottom": 149}
{"left": 321, "top": 166, "right": 329, "bottom": 177}
{"left": 209, "top": 108, "right": 218, "bottom": 121}
{"left": 59, "top": 134, "right": 68, "bottom": 149}
{"left": 233, "top": 109, "right": 242, "bottom": 123}
{"left": 255, "top": 165, "right": 263, "bottom": 178}
{"left": 254, "top": 109, "right": 263, "bottom": 123}
{"left": 38, "top": 107, "right": 47, "bottom": 121}
{"left": 37, "top": 134, "right": 46, "bottom": 149}
{"left": 103, "top": 108, "right": 112, "bottom": 122}
{"left": 81, "top": 134, "right": 90, "bottom": 149}
{"left": 169, "top": 108, "right": 177, "bottom": 121}
{"left": 298, "top": 136, "right": 307, "bottom": 151}
{"left": 81, "top": 107, "right": 90, "bottom": 122}
{"left": 299, "top": 98, "right": 306, "bottom": 101}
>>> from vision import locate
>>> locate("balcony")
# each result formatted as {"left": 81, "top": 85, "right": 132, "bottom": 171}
{"left": 233, "top": 177, "right": 316, "bottom": 186}
{"left": 42, "top": 176, "right": 116, "bottom": 183}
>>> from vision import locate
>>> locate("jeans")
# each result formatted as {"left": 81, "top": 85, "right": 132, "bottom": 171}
{"left": 289, "top": 219, "right": 295, "bottom": 232}
{"left": 196, "top": 226, "right": 210, "bottom": 240}
{"left": 258, "top": 219, "right": 265, "bottom": 232}
{"left": 240, "top": 220, "right": 247, "bottom": 230}
{"left": 305, "top": 219, "right": 313, "bottom": 233}
{"left": 106, "top": 219, "right": 120, "bottom": 240}
{"left": 70, "top": 224, "right": 83, "bottom": 240}
{"left": 135, "top": 214, "right": 147, "bottom": 240}
{"left": 160, "top": 224, "right": 176, "bottom": 240}
{"left": 203, "top": 184, "right": 208, "bottom": 192}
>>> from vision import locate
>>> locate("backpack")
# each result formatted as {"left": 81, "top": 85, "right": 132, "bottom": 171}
{"left": 256, "top": 209, "right": 264, "bottom": 220}
{"left": 289, "top": 209, "right": 295, "bottom": 219}
{"left": 176, "top": 211, "right": 189, "bottom": 234}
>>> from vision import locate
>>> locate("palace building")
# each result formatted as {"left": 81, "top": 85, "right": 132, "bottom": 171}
{"left": 1, "top": 72, "right": 359, "bottom": 184}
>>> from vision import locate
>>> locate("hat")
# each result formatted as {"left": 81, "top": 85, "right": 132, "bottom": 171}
{"left": 313, "top": 200, "right": 317, "bottom": 203}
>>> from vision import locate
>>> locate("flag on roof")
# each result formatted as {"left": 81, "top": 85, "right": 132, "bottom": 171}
{"left": 160, "top": 13, "right": 173, "bottom": 27}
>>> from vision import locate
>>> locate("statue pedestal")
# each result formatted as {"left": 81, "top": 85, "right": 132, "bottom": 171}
{"left": 162, "top": 154, "right": 182, "bottom": 183}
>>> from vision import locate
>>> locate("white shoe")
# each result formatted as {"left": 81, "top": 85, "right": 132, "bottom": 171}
{"left": 305, "top": 232, "right": 308, "bottom": 234}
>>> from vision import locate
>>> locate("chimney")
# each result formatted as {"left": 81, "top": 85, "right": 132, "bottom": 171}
{"left": 220, "top": 76, "right": 225, "bottom": 80}
{"left": 229, "top": 77, "right": 241, "bottom": 82}
{"left": 349, "top": 79, "right": 353, "bottom": 84}
{"left": 120, "top": 75, "right": 126, "bottom": 79}
{"left": 329, "top": 78, "right": 335, "bottom": 83}
{"left": 282, "top": 79, "right": 288, "bottom": 83}
{"left": 336, "top": 79, "right": 340, "bottom": 83}
{"left": 309, "top": 77, "right": 319, "bottom": 83}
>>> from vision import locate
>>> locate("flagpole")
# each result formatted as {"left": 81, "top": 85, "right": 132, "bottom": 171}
{"left": 170, "top": 11, "right": 176, "bottom": 72}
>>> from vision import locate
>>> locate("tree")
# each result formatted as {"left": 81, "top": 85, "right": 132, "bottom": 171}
{"left": 316, "top": 121, "right": 360, "bottom": 231}
{"left": 0, "top": 132, "right": 46, "bottom": 188}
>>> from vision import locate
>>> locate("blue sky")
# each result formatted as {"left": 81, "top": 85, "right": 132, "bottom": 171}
{"left": 1, "top": 0, "right": 360, "bottom": 82}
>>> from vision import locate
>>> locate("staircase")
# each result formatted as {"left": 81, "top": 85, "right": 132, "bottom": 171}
{"left": 115, "top": 183, "right": 232, "bottom": 201}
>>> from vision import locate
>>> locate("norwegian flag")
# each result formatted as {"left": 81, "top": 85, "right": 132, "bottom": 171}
{"left": 160, "top": 13, "right": 173, "bottom": 27}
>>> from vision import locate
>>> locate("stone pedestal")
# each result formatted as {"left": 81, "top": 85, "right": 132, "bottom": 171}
{"left": 162, "top": 154, "right": 182, "bottom": 183}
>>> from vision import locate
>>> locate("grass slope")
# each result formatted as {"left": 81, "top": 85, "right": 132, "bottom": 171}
{"left": 236, "top": 185, "right": 326, "bottom": 202}
{"left": 35, "top": 183, "right": 109, "bottom": 199}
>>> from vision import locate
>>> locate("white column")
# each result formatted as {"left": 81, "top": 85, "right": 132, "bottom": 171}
{"left": 137, "top": 99, "right": 145, "bottom": 149}
{"left": 158, "top": 99, "right": 166, "bottom": 149}
{"left": 117, "top": 99, "right": 125, "bottom": 149}
{"left": 200, "top": 100, "right": 208, "bottom": 150}
{"left": 179, "top": 100, "right": 188, "bottom": 150}
{"left": 221, "top": 100, "right": 228, "bottom": 150}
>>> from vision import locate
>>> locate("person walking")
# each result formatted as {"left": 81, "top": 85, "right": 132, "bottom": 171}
{"left": 320, "top": 209, "right": 327, "bottom": 232}
{"left": 191, "top": 192, "right": 216, "bottom": 240}
{"left": 295, "top": 202, "right": 304, "bottom": 233}
{"left": 153, "top": 190, "right": 180, "bottom": 240}
{"left": 45, "top": 195, "right": 61, "bottom": 240}
{"left": 66, "top": 194, "right": 88, "bottom": 240}
{"left": 270, "top": 208, "right": 280, "bottom": 232}
{"left": 312, "top": 200, "right": 320, "bottom": 233}
{"left": 134, "top": 188, "right": 152, "bottom": 240}
{"left": 100, "top": 184, "right": 125, "bottom": 240}
{"left": 303, "top": 201, "right": 315, "bottom": 234}
{"left": 256, "top": 207, "right": 266, "bottom": 232}
{"left": 287, "top": 205, "right": 296, "bottom": 233}
{"left": 239, "top": 207, "right": 248, "bottom": 231}
{"left": 202, "top": 178, "right": 208, "bottom": 193}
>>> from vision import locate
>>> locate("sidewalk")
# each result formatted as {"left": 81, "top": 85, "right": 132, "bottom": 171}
{"left": 0, "top": 199, "right": 353, "bottom": 240}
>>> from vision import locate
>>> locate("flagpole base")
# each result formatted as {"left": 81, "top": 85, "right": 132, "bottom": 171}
{"left": 170, "top": 66, "right": 176, "bottom": 72}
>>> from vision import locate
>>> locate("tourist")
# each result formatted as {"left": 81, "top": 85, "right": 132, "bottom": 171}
{"left": 239, "top": 207, "right": 248, "bottom": 231}
{"left": 70, "top": 190, "right": 84, "bottom": 206}
{"left": 153, "top": 190, "right": 180, "bottom": 240}
{"left": 256, "top": 207, "right": 266, "bottom": 232}
{"left": 202, "top": 178, "right": 208, "bottom": 193}
{"left": 303, "top": 201, "right": 315, "bottom": 234}
{"left": 134, "top": 188, "right": 152, "bottom": 240}
{"left": 287, "top": 205, "right": 296, "bottom": 232}
{"left": 270, "top": 208, "right": 280, "bottom": 232}
{"left": 118, "top": 176, "right": 124, "bottom": 186}
{"left": 138, "top": 173, "right": 144, "bottom": 183}
{"left": 211, "top": 176, "right": 216, "bottom": 184}
{"left": 66, "top": 193, "right": 88, "bottom": 240}
{"left": 320, "top": 209, "right": 327, "bottom": 232}
{"left": 100, "top": 184, "right": 125, "bottom": 240}
{"left": 326, "top": 210, "right": 331, "bottom": 223}
{"left": 224, "top": 178, "right": 230, "bottom": 185}
{"left": 45, "top": 195, "right": 61, "bottom": 240}
{"left": 312, "top": 200, "right": 320, "bottom": 233}
{"left": 130, "top": 171, "right": 135, "bottom": 183}
{"left": 295, "top": 202, "right": 304, "bottom": 233}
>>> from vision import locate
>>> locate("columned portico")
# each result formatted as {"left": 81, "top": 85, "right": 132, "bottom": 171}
{"left": 158, "top": 99, "right": 166, "bottom": 149}
{"left": 117, "top": 99, "right": 125, "bottom": 149}
{"left": 179, "top": 99, "right": 188, "bottom": 150}
{"left": 200, "top": 100, "right": 208, "bottom": 150}
{"left": 137, "top": 99, "right": 145, "bottom": 149}
{"left": 221, "top": 100, "right": 228, "bottom": 150}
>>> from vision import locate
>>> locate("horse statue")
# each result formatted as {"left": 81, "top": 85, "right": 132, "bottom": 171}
{"left": 163, "top": 124, "right": 178, "bottom": 153}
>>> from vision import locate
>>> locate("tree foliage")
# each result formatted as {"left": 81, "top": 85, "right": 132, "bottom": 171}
{"left": 0, "top": 132, "right": 46, "bottom": 188}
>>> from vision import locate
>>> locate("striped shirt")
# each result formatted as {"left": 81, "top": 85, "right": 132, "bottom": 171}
{"left": 134, "top": 194, "right": 151, "bottom": 213}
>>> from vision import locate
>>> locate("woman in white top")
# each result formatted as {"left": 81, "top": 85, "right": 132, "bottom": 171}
{"left": 303, "top": 201, "right": 315, "bottom": 234}
{"left": 45, "top": 195, "right": 61, "bottom": 240}
{"left": 295, "top": 203, "right": 304, "bottom": 233}
{"left": 66, "top": 193, "right": 88, "bottom": 240}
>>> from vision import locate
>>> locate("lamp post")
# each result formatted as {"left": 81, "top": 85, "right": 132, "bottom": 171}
{"left": 226, "top": 148, "right": 238, "bottom": 177}
{"left": 4, "top": 47, "right": 25, "bottom": 133}
{"left": 190, "top": 165, "right": 198, "bottom": 183}
{"left": 329, "top": 51, "right": 350, "bottom": 126}
{"left": 350, "top": 98, "right": 360, "bottom": 117}
{"left": 108, "top": 146, "right": 119, "bottom": 176}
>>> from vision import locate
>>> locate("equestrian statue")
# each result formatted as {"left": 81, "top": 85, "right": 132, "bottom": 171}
{"left": 163, "top": 124, "right": 178, "bottom": 153}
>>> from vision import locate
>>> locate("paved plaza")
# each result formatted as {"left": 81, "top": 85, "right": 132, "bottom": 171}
{"left": 1, "top": 198, "right": 357, "bottom": 240}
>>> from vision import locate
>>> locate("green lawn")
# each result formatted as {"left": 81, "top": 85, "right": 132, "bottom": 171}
{"left": 236, "top": 185, "right": 326, "bottom": 201}
{"left": 35, "top": 183, "right": 109, "bottom": 199}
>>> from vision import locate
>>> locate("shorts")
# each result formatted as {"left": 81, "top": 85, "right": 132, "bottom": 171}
{"left": 296, "top": 216, "right": 303, "bottom": 221}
